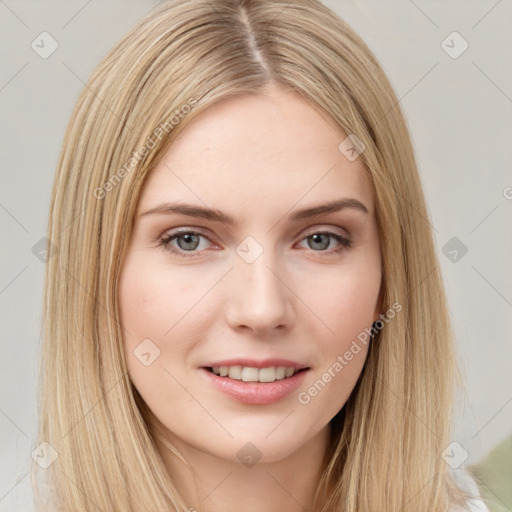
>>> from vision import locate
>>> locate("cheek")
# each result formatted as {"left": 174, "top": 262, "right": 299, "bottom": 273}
{"left": 118, "top": 256, "right": 178, "bottom": 374}
{"left": 118, "top": 261, "right": 179, "bottom": 413}
{"left": 118, "top": 255, "right": 211, "bottom": 387}
{"left": 119, "top": 274, "right": 168, "bottom": 340}
{"left": 299, "top": 260, "right": 381, "bottom": 339}
{"left": 295, "top": 266, "right": 379, "bottom": 416}
{"left": 332, "top": 269, "right": 380, "bottom": 325}
{"left": 319, "top": 282, "right": 377, "bottom": 370}
{"left": 293, "top": 249, "right": 380, "bottom": 405}
{"left": 118, "top": 253, "right": 194, "bottom": 340}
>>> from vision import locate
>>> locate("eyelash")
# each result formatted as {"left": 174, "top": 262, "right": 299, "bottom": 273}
{"left": 157, "top": 228, "right": 353, "bottom": 258}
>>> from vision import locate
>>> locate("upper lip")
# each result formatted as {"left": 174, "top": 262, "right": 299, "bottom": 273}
{"left": 201, "top": 358, "right": 310, "bottom": 370}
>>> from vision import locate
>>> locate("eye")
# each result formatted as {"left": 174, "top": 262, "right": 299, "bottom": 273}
{"left": 157, "top": 228, "right": 352, "bottom": 258}
{"left": 158, "top": 229, "right": 212, "bottom": 258}
{"left": 298, "top": 230, "right": 352, "bottom": 253}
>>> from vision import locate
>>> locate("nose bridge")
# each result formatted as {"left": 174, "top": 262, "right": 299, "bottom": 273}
{"left": 225, "top": 235, "right": 291, "bottom": 332}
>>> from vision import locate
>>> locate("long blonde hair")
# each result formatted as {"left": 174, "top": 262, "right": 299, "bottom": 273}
{"left": 33, "top": 0, "right": 475, "bottom": 510}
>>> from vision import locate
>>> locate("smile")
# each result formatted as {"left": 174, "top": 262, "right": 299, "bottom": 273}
{"left": 201, "top": 366, "right": 310, "bottom": 405}
{"left": 207, "top": 365, "right": 306, "bottom": 382}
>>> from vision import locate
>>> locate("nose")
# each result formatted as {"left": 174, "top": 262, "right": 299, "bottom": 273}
{"left": 224, "top": 249, "right": 292, "bottom": 335}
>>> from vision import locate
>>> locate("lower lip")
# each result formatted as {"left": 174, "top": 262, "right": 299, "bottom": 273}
{"left": 200, "top": 368, "right": 309, "bottom": 405}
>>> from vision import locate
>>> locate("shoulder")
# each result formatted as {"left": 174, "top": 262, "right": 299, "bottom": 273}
{"left": 450, "top": 469, "right": 489, "bottom": 512}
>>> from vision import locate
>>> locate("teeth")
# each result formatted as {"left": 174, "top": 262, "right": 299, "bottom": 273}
{"left": 257, "top": 367, "right": 276, "bottom": 382}
{"left": 210, "top": 365, "right": 301, "bottom": 382}
{"left": 275, "top": 366, "right": 286, "bottom": 379}
{"left": 229, "top": 366, "right": 242, "bottom": 380}
{"left": 242, "top": 367, "right": 259, "bottom": 382}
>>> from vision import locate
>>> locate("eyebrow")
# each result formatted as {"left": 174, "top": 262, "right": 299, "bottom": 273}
{"left": 139, "top": 198, "right": 368, "bottom": 225}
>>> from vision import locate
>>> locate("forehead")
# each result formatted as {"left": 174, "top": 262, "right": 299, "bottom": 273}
{"left": 137, "top": 88, "right": 374, "bottom": 218}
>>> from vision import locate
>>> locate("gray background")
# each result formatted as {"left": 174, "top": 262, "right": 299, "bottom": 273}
{"left": 1, "top": 0, "right": 511, "bottom": 509}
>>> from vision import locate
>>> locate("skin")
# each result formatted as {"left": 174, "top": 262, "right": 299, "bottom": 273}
{"left": 118, "top": 82, "right": 382, "bottom": 512}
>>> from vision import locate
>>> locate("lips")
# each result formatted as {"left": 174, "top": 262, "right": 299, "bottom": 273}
{"left": 199, "top": 358, "right": 311, "bottom": 404}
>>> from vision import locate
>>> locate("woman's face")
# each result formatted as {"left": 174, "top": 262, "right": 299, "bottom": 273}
{"left": 118, "top": 84, "right": 382, "bottom": 466}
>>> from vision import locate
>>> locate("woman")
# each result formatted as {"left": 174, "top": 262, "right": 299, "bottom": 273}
{"left": 33, "top": 0, "right": 488, "bottom": 510}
